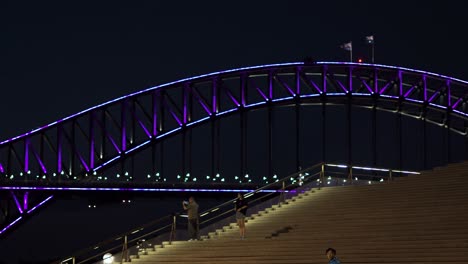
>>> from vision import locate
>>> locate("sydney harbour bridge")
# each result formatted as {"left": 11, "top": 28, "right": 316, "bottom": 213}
{"left": 1, "top": 61, "right": 467, "bottom": 262}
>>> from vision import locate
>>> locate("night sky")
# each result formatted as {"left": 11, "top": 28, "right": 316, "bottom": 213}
{"left": 1, "top": 1, "right": 468, "bottom": 263}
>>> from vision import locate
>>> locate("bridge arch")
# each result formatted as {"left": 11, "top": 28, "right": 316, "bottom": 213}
{"left": 1, "top": 61, "right": 468, "bottom": 235}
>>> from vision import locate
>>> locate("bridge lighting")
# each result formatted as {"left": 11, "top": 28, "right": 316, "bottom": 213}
{"left": 93, "top": 171, "right": 97, "bottom": 176}
{"left": 235, "top": 176, "right": 239, "bottom": 180}
{"left": 42, "top": 175, "right": 46, "bottom": 179}
{"left": 327, "top": 176, "right": 332, "bottom": 180}
{"left": 147, "top": 174, "right": 151, "bottom": 178}
{"left": 116, "top": 174, "right": 120, "bottom": 178}
{"left": 177, "top": 175, "right": 181, "bottom": 179}
{"left": 380, "top": 178, "right": 384, "bottom": 182}
{"left": 221, "top": 178, "right": 225, "bottom": 182}
{"left": 216, "top": 173, "right": 220, "bottom": 178}
{"left": 343, "top": 179, "right": 347, "bottom": 183}
{"left": 327, "top": 181, "right": 330, "bottom": 185}
{"left": 156, "top": 172, "right": 160, "bottom": 177}
{"left": 124, "top": 172, "right": 129, "bottom": 176}
{"left": 368, "top": 181, "right": 372, "bottom": 184}
{"left": 193, "top": 178, "right": 197, "bottom": 182}
{"left": 273, "top": 175, "right": 277, "bottom": 179}
{"left": 10, "top": 175, "right": 14, "bottom": 179}
{"left": 20, "top": 172, "right": 23, "bottom": 176}
{"left": 355, "top": 177, "right": 358, "bottom": 180}
{"left": 358, "top": 58, "right": 363, "bottom": 63}
{"left": 206, "top": 175, "right": 210, "bottom": 179}
{"left": 245, "top": 174, "right": 249, "bottom": 178}
{"left": 186, "top": 173, "right": 190, "bottom": 177}
{"left": 27, "top": 170, "right": 31, "bottom": 175}
{"left": 249, "top": 179, "right": 252, "bottom": 183}
{"left": 61, "top": 171, "right": 64, "bottom": 175}
{"left": 104, "top": 177, "right": 108, "bottom": 180}
{"left": 52, "top": 173, "right": 56, "bottom": 177}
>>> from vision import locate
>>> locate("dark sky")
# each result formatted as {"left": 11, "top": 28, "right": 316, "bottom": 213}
{"left": 1, "top": 1, "right": 468, "bottom": 263}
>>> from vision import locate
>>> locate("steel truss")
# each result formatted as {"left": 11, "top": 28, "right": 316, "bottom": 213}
{"left": 1, "top": 61, "right": 467, "bottom": 233}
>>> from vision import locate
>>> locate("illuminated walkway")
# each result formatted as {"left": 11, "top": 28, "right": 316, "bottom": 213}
{"left": 122, "top": 161, "right": 468, "bottom": 264}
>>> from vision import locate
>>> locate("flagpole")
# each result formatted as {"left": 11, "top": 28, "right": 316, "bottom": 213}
{"left": 371, "top": 43, "right": 374, "bottom": 63}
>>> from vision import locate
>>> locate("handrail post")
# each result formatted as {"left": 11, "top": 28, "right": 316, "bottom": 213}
{"left": 121, "top": 235, "right": 128, "bottom": 264}
{"left": 279, "top": 180, "right": 285, "bottom": 205}
{"left": 389, "top": 170, "right": 393, "bottom": 182}
{"left": 169, "top": 214, "right": 177, "bottom": 244}
{"left": 348, "top": 166, "right": 353, "bottom": 185}
{"left": 320, "top": 163, "right": 325, "bottom": 189}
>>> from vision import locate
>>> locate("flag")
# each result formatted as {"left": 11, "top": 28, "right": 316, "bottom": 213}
{"left": 365, "top": 35, "right": 374, "bottom": 44}
{"left": 340, "top": 41, "right": 352, "bottom": 51}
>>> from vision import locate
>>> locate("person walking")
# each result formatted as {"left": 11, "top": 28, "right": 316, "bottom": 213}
{"left": 182, "top": 196, "right": 199, "bottom": 241}
{"left": 235, "top": 193, "right": 248, "bottom": 239}
{"left": 325, "top": 248, "right": 341, "bottom": 264}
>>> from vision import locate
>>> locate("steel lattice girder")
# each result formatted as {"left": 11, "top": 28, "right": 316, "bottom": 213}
{"left": 0, "top": 62, "right": 466, "bottom": 184}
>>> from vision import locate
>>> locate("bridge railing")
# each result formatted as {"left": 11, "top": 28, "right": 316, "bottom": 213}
{"left": 56, "top": 162, "right": 419, "bottom": 264}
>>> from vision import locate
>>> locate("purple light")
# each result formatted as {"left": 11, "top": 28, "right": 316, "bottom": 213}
{"left": 168, "top": 108, "right": 183, "bottom": 127}
{"left": 379, "top": 82, "right": 391, "bottom": 94}
{"left": 78, "top": 154, "right": 90, "bottom": 172}
{"left": 256, "top": 87, "right": 269, "bottom": 101}
{"left": 31, "top": 146, "right": 47, "bottom": 174}
{"left": 197, "top": 97, "right": 213, "bottom": 116}
{"left": 225, "top": 89, "right": 240, "bottom": 107}
{"left": 360, "top": 79, "right": 374, "bottom": 94}
{"left": 24, "top": 140, "right": 29, "bottom": 173}
{"left": 0, "top": 187, "right": 296, "bottom": 193}
{"left": 428, "top": 91, "right": 440, "bottom": 103}
{"left": 404, "top": 86, "right": 415, "bottom": 98}
{"left": 335, "top": 80, "right": 348, "bottom": 93}
{"left": 24, "top": 192, "right": 29, "bottom": 211}
{"left": 0, "top": 162, "right": 4, "bottom": 173}
{"left": 452, "top": 97, "right": 463, "bottom": 109}
{"left": 137, "top": 120, "right": 151, "bottom": 138}
{"left": 11, "top": 192, "right": 23, "bottom": 214}
{"left": 0, "top": 216, "right": 22, "bottom": 235}
{"left": 107, "top": 134, "right": 122, "bottom": 154}
{"left": 27, "top": 195, "right": 53, "bottom": 214}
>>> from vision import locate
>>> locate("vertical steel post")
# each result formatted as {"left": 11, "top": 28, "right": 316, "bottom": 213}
{"left": 268, "top": 104, "right": 273, "bottom": 180}
{"left": 121, "top": 235, "right": 128, "bottom": 263}
{"left": 295, "top": 67, "right": 301, "bottom": 172}
{"left": 423, "top": 108, "right": 427, "bottom": 170}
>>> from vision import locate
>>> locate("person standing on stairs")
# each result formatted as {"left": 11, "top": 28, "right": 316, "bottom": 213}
{"left": 325, "top": 248, "right": 341, "bottom": 264}
{"left": 183, "top": 196, "right": 199, "bottom": 241}
{"left": 235, "top": 193, "right": 248, "bottom": 239}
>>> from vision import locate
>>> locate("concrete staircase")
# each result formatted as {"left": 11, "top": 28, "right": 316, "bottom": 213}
{"left": 121, "top": 161, "right": 468, "bottom": 263}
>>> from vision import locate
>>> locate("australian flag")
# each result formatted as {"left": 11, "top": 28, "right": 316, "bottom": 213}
{"left": 366, "top": 35, "right": 374, "bottom": 44}
{"left": 340, "top": 41, "right": 352, "bottom": 51}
